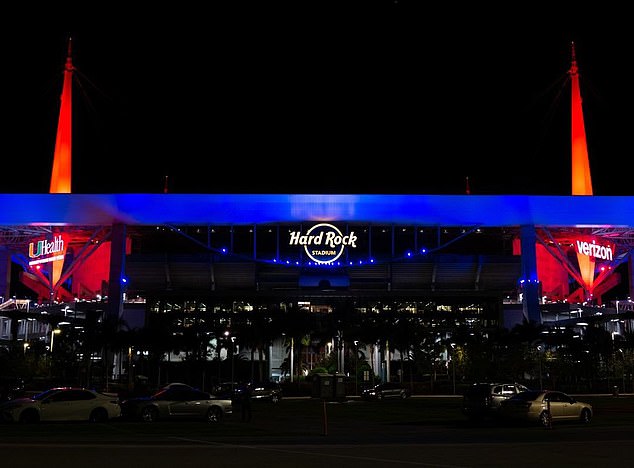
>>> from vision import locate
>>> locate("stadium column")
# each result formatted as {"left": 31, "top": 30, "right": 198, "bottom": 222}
{"left": 107, "top": 223, "right": 127, "bottom": 320}
{"left": 520, "top": 225, "right": 541, "bottom": 324}
{"left": 630, "top": 257, "right": 634, "bottom": 300}
{"left": 0, "top": 246, "right": 9, "bottom": 300}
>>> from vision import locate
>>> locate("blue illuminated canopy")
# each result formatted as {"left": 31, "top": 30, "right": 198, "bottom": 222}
{"left": 1, "top": 194, "right": 633, "bottom": 228}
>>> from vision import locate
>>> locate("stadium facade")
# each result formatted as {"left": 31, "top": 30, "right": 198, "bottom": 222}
{"left": 1, "top": 42, "right": 634, "bottom": 387}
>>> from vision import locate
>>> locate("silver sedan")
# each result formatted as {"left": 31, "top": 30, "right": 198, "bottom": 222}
{"left": 121, "top": 387, "right": 232, "bottom": 423}
{"left": 499, "top": 390, "right": 592, "bottom": 427}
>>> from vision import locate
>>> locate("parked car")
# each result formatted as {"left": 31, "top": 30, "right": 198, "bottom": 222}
{"left": 120, "top": 386, "right": 232, "bottom": 423}
{"left": 214, "top": 381, "right": 282, "bottom": 403}
{"left": 0, "top": 387, "right": 121, "bottom": 423}
{"left": 248, "top": 381, "right": 283, "bottom": 403}
{"left": 0, "top": 376, "right": 26, "bottom": 402}
{"left": 213, "top": 382, "right": 242, "bottom": 402}
{"left": 360, "top": 382, "right": 411, "bottom": 400}
{"left": 161, "top": 382, "right": 196, "bottom": 390}
{"left": 462, "top": 382, "right": 530, "bottom": 420}
{"left": 499, "top": 390, "right": 593, "bottom": 427}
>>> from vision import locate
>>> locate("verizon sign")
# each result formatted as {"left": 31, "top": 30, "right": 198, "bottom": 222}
{"left": 575, "top": 238, "right": 614, "bottom": 261}
{"left": 289, "top": 223, "right": 357, "bottom": 264}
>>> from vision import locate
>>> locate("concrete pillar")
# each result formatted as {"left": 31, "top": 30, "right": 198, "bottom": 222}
{"left": 629, "top": 256, "right": 634, "bottom": 300}
{"left": 107, "top": 223, "right": 127, "bottom": 320}
{"left": 0, "top": 246, "right": 10, "bottom": 301}
{"left": 520, "top": 225, "right": 541, "bottom": 324}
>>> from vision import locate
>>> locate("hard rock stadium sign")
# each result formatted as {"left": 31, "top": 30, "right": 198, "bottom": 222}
{"left": 288, "top": 223, "right": 357, "bottom": 264}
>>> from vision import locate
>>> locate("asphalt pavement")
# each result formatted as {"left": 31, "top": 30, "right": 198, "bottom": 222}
{"left": 1, "top": 395, "right": 633, "bottom": 467}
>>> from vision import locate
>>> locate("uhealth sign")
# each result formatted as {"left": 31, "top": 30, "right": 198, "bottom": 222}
{"left": 288, "top": 223, "right": 357, "bottom": 264}
{"left": 28, "top": 234, "right": 67, "bottom": 288}
{"left": 28, "top": 234, "right": 66, "bottom": 266}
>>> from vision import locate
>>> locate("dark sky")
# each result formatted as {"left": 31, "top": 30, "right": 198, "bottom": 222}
{"left": 4, "top": 5, "right": 634, "bottom": 195}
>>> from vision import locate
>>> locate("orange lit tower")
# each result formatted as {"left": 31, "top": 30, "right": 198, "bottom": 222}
{"left": 514, "top": 42, "right": 624, "bottom": 309}
{"left": 40, "top": 37, "right": 75, "bottom": 298}
{"left": 49, "top": 37, "right": 74, "bottom": 194}
{"left": 568, "top": 41, "right": 598, "bottom": 300}
{"left": 570, "top": 41, "right": 593, "bottom": 196}
{"left": 17, "top": 38, "right": 117, "bottom": 303}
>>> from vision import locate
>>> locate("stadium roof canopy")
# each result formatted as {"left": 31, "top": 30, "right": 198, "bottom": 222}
{"left": 1, "top": 193, "right": 633, "bottom": 228}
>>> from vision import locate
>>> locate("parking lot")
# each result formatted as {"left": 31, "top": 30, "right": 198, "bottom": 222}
{"left": 1, "top": 395, "right": 633, "bottom": 467}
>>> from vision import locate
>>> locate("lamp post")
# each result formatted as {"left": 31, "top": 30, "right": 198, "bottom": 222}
{"left": 49, "top": 328, "right": 61, "bottom": 379}
{"left": 537, "top": 345, "right": 543, "bottom": 390}
{"left": 224, "top": 331, "right": 233, "bottom": 392}
{"left": 230, "top": 336, "right": 236, "bottom": 388}
{"left": 50, "top": 328, "right": 61, "bottom": 353}
{"left": 128, "top": 346, "right": 134, "bottom": 391}
{"left": 335, "top": 330, "right": 343, "bottom": 375}
{"left": 290, "top": 336, "right": 294, "bottom": 383}
{"left": 354, "top": 340, "right": 359, "bottom": 396}
{"left": 450, "top": 343, "right": 456, "bottom": 395}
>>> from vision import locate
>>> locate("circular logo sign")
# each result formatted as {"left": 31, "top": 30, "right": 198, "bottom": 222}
{"left": 305, "top": 223, "right": 345, "bottom": 263}
{"left": 288, "top": 223, "right": 358, "bottom": 264}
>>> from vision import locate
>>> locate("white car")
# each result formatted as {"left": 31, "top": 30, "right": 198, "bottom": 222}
{"left": 0, "top": 387, "right": 121, "bottom": 423}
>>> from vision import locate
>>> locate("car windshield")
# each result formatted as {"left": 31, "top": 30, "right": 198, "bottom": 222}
{"left": 465, "top": 384, "right": 495, "bottom": 396}
{"left": 153, "top": 388, "right": 211, "bottom": 401}
{"left": 510, "top": 390, "right": 542, "bottom": 401}
{"left": 31, "top": 389, "right": 62, "bottom": 401}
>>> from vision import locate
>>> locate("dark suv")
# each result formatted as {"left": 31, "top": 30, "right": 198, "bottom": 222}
{"left": 214, "top": 381, "right": 282, "bottom": 403}
{"left": 462, "top": 382, "right": 529, "bottom": 420}
{"left": 248, "top": 381, "right": 283, "bottom": 403}
{"left": 360, "top": 382, "right": 411, "bottom": 400}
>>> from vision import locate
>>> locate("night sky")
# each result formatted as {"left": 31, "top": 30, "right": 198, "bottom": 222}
{"left": 4, "top": 5, "right": 634, "bottom": 195}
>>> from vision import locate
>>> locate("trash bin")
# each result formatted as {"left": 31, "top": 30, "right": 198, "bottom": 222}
{"left": 333, "top": 373, "right": 346, "bottom": 401}
{"left": 311, "top": 373, "right": 348, "bottom": 401}
{"left": 312, "top": 373, "right": 334, "bottom": 400}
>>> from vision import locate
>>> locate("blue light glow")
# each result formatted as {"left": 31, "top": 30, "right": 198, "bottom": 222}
{"left": 2, "top": 194, "right": 633, "bottom": 228}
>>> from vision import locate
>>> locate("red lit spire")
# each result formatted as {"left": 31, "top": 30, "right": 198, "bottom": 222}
{"left": 569, "top": 41, "right": 593, "bottom": 196}
{"left": 569, "top": 42, "right": 595, "bottom": 296}
{"left": 49, "top": 37, "right": 74, "bottom": 193}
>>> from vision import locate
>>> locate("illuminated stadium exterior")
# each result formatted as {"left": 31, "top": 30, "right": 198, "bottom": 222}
{"left": 1, "top": 194, "right": 634, "bottom": 385}
{"left": 1, "top": 42, "right": 634, "bottom": 389}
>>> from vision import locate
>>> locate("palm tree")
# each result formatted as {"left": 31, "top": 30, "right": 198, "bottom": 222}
{"left": 229, "top": 304, "right": 270, "bottom": 382}
{"left": 387, "top": 311, "right": 420, "bottom": 387}
{"left": 280, "top": 303, "right": 314, "bottom": 381}
{"left": 134, "top": 313, "right": 178, "bottom": 387}
{"left": 90, "top": 312, "right": 132, "bottom": 390}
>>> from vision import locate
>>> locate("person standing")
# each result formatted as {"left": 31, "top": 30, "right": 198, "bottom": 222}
{"left": 240, "top": 383, "right": 252, "bottom": 422}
